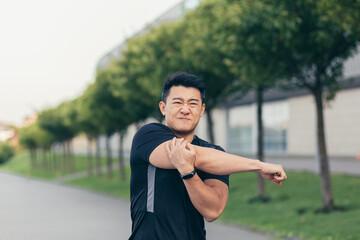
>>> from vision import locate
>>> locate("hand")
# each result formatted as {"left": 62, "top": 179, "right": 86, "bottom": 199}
{"left": 165, "top": 137, "right": 196, "bottom": 175}
{"left": 259, "top": 162, "right": 287, "bottom": 186}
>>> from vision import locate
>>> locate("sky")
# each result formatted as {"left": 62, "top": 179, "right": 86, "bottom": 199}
{"left": 0, "top": 0, "right": 181, "bottom": 126}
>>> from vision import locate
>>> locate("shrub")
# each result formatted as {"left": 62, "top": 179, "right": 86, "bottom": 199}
{"left": 0, "top": 143, "right": 14, "bottom": 164}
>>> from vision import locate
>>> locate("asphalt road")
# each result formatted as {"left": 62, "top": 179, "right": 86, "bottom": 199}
{"left": 0, "top": 171, "right": 271, "bottom": 240}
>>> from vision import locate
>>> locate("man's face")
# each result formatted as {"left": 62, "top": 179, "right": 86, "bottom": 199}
{"left": 159, "top": 86, "right": 205, "bottom": 136}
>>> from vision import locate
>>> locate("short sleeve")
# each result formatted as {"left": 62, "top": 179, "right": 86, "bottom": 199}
{"left": 130, "top": 123, "right": 175, "bottom": 164}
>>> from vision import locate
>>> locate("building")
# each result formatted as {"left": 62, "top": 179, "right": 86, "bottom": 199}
{"left": 0, "top": 122, "right": 18, "bottom": 147}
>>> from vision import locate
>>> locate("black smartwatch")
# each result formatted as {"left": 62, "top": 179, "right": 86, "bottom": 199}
{"left": 180, "top": 169, "right": 197, "bottom": 180}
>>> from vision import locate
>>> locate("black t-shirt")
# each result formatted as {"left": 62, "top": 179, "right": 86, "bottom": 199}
{"left": 129, "top": 123, "right": 229, "bottom": 240}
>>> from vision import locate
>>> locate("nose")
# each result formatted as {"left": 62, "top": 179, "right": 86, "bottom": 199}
{"left": 180, "top": 104, "right": 190, "bottom": 114}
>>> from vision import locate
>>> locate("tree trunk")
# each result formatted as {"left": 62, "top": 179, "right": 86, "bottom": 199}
{"left": 95, "top": 136, "right": 102, "bottom": 176}
{"left": 313, "top": 85, "right": 334, "bottom": 208}
{"left": 33, "top": 149, "right": 37, "bottom": 169}
{"left": 106, "top": 135, "right": 113, "bottom": 179}
{"left": 48, "top": 147, "right": 53, "bottom": 172}
{"left": 87, "top": 136, "right": 94, "bottom": 176}
{"left": 205, "top": 108, "right": 215, "bottom": 144}
{"left": 62, "top": 142, "right": 68, "bottom": 174}
{"left": 66, "top": 141, "right": 71, "bottom": 173}
{"left": 42, "top": 147, "right": 47, "bottom": 170}
{"left": 69, "top": 140, "right": 75, "bottom": 172}
{"left": 52, "top": 145, "right": 57, "bottom": 173}
{"left": 256, "top": 86, "right": 266, "bottom": 198}
{"left": 119, "top": 132, "right": 126, "bottom": 181}
{"left": 30, "top": 148, "right": 35, "bottom": 169}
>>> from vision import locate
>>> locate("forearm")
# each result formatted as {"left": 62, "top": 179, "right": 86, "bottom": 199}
{"left": 182, "top": 175, "right": 228, "bottom": 222}
{"left": 194, "top": 145, "right": 263, "bottom": 175}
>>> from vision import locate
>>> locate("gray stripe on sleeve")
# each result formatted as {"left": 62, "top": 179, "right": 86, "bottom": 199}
{"left": 147, "top": 164, "right": 156, "bottom": 213}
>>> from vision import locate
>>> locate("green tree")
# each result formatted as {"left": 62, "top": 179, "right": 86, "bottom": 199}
{"left": 91, "top": 64, "right": 133, "bottom": 180}
{"left": 221, "top": 0, "right": 295, "bottom": 200}
{"left": 179, "top": 0, "right": 241, "bottom": 143}
{"left": 229, "top": 0, "right": 360, "bottom": 209}
{"left": 19, "top": 123, "right": 55, "bottom": 170}
{"left": 117, "top": 25, "right": 180, "bottom": 123}
{"left": 38, "top": 102, "right": 78, "bottom": 174}
{"left": 76, "top": 88, "right": 101, "bottom": 176}
{"left": 19, "top": 124, "right": 39, "bottom": 168}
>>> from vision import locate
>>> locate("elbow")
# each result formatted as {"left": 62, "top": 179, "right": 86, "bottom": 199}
{"left": 204, "top": 209, "right": 222, "bottom": 222}
{"left": 194, "top": 158, "right": 205, "bottom": 170}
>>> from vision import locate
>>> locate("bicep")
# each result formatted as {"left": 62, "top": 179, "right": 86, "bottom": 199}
{"left": 149, "top": 140, "right": 175, "bottom": 169}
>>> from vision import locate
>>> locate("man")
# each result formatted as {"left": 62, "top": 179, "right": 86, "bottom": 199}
{"left": 129, "top": 72, "right": 287, "bottom": 240}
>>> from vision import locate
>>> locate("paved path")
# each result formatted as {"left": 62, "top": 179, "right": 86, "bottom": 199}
{"left": 0, "top": 171, "right": 272, "bottom": 240}
{"left": 266, "top": 156, "right": 360, "bottom": 176}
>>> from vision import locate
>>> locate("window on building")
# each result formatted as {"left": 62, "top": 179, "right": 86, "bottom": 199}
{"left": 263, "top": 101, "right": 289, "bottom": 154}
{"left": 228, "top": 106, "right": 254, "bottom": 154}
{"left": 227, "top": 101, "right": 289, "bottom": 155}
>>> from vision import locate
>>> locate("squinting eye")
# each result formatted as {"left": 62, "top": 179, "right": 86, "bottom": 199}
{"left": 173, "top": 102, "right": 182, "bottom": 104}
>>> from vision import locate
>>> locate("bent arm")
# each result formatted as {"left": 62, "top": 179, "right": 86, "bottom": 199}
{"left": 183, "top": 177, "right": 228, "bottom": 222}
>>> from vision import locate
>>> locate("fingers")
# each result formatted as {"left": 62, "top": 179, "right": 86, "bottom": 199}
{"left": 169, "top": 137, "right": 195, "bottom": 155}
{"left": 186, "top": 142, "right": 196, "bottom": 154}
{"left": 170, "top": 137, "right": 186, "bottom": 146}
{"left": 275, "top": 168, "right": 287, "bottom": 182}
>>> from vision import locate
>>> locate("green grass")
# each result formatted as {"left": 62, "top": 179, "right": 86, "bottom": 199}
{"left": 0, "top": 150, "right": 108, "bottom": 179}
{"left": 66, "top": 168, "right": 131, "bottom": 199}
{"left": 0, "top": 151, "right": 55, "bottom": 179}
{"left": 221, "top": 172, "right": 360, "bottom": 240}
{"left": 2, "top": 152, "right": 360, "bottom": 240}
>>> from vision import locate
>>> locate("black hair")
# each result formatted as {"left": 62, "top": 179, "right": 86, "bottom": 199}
{"left": 161, "top": 72, "right": 206, "bottom": 103}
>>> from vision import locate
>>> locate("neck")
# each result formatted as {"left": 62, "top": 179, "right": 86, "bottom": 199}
{"left": 165, "top": 124, "right": 195, "bottom": 142}
{"left": 174, "top": 131, "right": 194, "bottom": 142}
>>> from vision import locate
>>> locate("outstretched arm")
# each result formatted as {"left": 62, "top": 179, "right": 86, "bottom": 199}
{"left": 150, "top": 137, "right": 287, "bottom": 185}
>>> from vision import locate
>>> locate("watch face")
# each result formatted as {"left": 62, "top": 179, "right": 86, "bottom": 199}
{"left": 181, "top": 169, "right": 196, "bottom": 179}
{"left": 182, "top": 172, "right": 195, "bottom": 179}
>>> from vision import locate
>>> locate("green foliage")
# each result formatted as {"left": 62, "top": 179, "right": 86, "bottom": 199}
{"left": 316, "top": 0, "right": 360, "bottom": 38}
{"left": 229, "top": 0, "right": 360, "bottom": 94}
{"left": 90, "top": 65, "right": 133, "bottom": 136}
{"left": 0, "top": 143, "right": 14, "bottom": 164}
{"left": 117, "top": 21, "right": 186, "bottom": 122}
{"left": 76, "top": 86, "right": 101, "bottom": 138}
{"left": 19, "top": 125, "right": 38, "bottom": 149}
{"left": 38, "top": 106, "right": 74, "bottom": 143}
{"left": 19, "top": 123, "right": 55, "bottom": 149}
{"left": 180, "top": 0, "right": 241, "bottom": 109}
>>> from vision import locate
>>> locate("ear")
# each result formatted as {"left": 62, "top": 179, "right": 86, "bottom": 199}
{"left": 200, "top": 103, "right": 205, "bottom": 117}
{"left": 159, "top": 101, "right": 166, "bottom": 116}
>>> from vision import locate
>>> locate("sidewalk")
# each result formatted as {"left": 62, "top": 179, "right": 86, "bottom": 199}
{"left": 0, "top": 171, "right": 274, "bottom": 240}
{"left": 266, "top": 156, "right": 360, "bottom": 176}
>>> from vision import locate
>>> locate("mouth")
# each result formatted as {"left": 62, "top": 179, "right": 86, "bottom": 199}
{"left": 178, "top": 117, "right": 191, "bottom": 121}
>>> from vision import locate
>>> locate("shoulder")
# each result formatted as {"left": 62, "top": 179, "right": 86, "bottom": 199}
{"left": 194, "top": 136, "right": 225, "bottom": 152}
{"left": 137, "top": 122, "right": 170, "bottom": 133}
{"left": 131, "top": 123, "right": 175, "bottom": 163}
{"left": 134, "top": 123, "right": 171, "bottom": 138}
